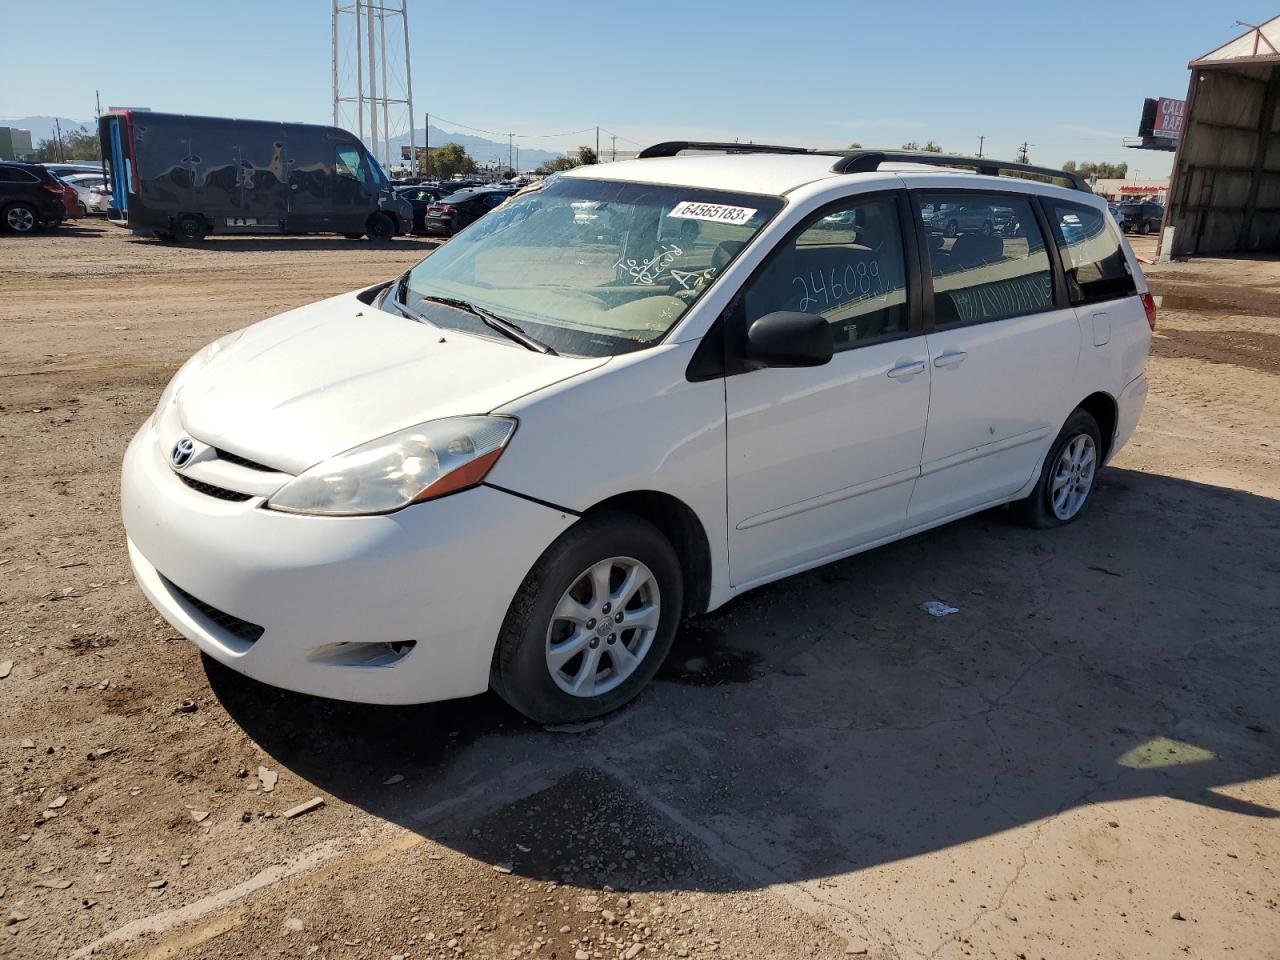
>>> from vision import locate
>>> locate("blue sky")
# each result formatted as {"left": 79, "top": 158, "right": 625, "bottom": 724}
{"left": 3, "top": 0, "right": 1275, "bottom": 177}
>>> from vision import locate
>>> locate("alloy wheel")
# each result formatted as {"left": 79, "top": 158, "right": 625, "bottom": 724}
{"left": 6, "top": 206, "right": 36, "bottom": 233}
{"left": 1050, "top": 434, "right": 1097, "bottom": 521}
{"left": 545, "top": 557, "right": 661, "bottom": 698}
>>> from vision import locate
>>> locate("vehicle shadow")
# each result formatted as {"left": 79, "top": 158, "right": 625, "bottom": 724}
{"left": 124, "top": 236, "right": 440, "bottom": 253}
{"left": 209, "top": 466, "right": 1280, "bottom": 893}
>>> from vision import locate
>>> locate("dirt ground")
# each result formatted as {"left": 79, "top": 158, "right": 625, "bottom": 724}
{"left": 0, "top": 224, "right": 1277, "bottom": 960}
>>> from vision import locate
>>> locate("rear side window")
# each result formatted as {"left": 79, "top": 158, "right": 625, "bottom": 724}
{"left": 741, "top": 195, "right": 909, "bottom": 351}
{"left": 917, "top": 193, "right": 1053, "bottom": 326}
{"left": 1045, "top": 200, "right": 1136, "bottom": 305}
{"left": 0, "top": 167, "right": 38, "bottom": 183}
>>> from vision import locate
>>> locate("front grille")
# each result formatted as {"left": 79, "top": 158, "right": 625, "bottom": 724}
{"left": 215, "top": 448, "right": 277, "bottom": 472}
{"left": 165, "top": 578, "right": 265, "bottom": 645}
{"left": 178, "top": 475, "right": 253, "bottom": 502}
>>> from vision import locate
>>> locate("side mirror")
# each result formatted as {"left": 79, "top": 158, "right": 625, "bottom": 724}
{"left": 745, "top": 311, "right": 834, "bottom": 368}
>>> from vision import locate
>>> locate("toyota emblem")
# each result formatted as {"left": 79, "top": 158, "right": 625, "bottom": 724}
{"left": 170, "top": 437, "right": 195, "bottom": 468}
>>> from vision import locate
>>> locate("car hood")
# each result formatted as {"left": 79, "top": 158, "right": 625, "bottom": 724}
{"left": 177, "top": 289, "right": 607, "bottom": 474}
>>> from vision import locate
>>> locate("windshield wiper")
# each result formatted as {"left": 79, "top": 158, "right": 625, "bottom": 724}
{"left": 418, "top": 294, "right": 558, "bottom": 356}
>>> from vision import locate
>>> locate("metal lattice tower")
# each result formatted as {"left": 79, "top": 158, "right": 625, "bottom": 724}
{"left": 332, "top": 0, "right": 415, "bottom": 171}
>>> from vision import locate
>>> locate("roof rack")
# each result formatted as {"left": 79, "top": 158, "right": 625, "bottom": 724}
{"left": 830, "top": 150, "right": 1091, "bottom": 192}
{"left": 637, "top": 140, "right": 817, "bottom": 159}
{"left": 634, "top": 141, "right": 1091, "bottom": 193}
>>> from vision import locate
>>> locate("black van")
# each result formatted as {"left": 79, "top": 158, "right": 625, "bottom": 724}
{"left": 98, "top": 111, "right": 412, "bottom": 242}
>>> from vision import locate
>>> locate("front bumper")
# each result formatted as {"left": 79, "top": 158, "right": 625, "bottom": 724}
{"left": 122, "top": 422, "right": 574, "bottom": 704}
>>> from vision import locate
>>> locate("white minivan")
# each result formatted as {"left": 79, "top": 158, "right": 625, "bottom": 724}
{"left": 121, "top": 144, "right": 1153, "bottom": 722}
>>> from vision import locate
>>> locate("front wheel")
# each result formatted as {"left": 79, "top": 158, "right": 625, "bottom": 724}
{"left": 1009, "top": 408, "right": 1101, "bottom": 529}
{"left": 491, "top": 512, "right": 683, "bottom": 724}
{"left": 365, "top": 212, "right": 395, "bottom": 242}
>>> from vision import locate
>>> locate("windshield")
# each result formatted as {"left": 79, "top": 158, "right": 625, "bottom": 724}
{"left": 402, "top": 178, "right": 783, "bottom": 357}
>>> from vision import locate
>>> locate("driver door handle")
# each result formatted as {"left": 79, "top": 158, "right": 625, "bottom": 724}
{"left": 887, "top": 360, "right": 926, "bottom": 379}
{"left": 933, "top": 350, "right": 968, "bottom": 369}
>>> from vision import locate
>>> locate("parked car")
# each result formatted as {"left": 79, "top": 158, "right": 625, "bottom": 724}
{"left": 98, "top": 110, "right": 412, "bottom": 242}
{"left": 924, "top": 201, "right": 1000, "bottom": 237}
{"left": 422, "top": 186, "right": 515, "bottom": 236}
{"left": 41, "top": 162, "right": 103, "bottom": 180}
{"left": 1108, "top": 204, "right": 1127, "bottom": 229}
{"left": 1117, "top": 201, "right": 1163, "bottom": 235}
{"left": 62, "top": 172, "right": 109, "bottom": 213}
{"left": 86, "top": 182, "right": 114, "bottom": 214}
{"left": 121, "top": 145, "right": 1152, "bottom": 723}
{"left": 0, "top": 161, "right": 68, "bottom": 233}
{"left": 395, "top": 184, "right": 451, "bottom": 232}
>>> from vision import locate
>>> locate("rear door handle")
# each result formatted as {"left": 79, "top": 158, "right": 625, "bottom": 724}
{"left": 933, "top": 350, "right": 968, "bottom": 369}
{"left": 887, "top": 360, "right": 926, "bottom": 379}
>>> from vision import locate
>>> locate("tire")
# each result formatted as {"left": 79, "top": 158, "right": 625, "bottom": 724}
{"left": 174, "top": 214, "right": 207, "bottom": 244}
{"left": 3, "top": 202, "right": 39, "bottom": 234}
{"left": 1009, "top": 408, "right": 1102, "bottom": 529}
{"left": 491, "top": 511, "right": 683, "bottom": 724}
{"left": 1138, "top": 220, "right": 1151, "bottom": 235}
{"left": 982, "top": 220, "right": 993, "bottom": 236}
{"left": 366, "top": 212, "right": 394, "bottom": 242}
{"left": 944, "top": 220, "right": 959, "bottom": 239}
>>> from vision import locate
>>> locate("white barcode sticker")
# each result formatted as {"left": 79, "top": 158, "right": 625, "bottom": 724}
{"left": 669, "top": 201, "right": 757, "bottom": 225}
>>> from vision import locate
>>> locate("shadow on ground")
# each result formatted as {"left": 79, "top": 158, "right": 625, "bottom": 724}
{"left": 209, "top": 466, "right": 1280, "bottom": 893}
{"left": 123, "top": 235, "right": 439, "bottom": 253}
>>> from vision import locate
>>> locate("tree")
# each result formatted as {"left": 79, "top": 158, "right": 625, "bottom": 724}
{"left": 34, "top": 125, "right": 101, "bottom": 163}
{"left": 535, "top": 154, "right": 581, "bottom": 175}
{"left": 429, "top": 142, "right": 476, "bottom": 180}
{"left": 848, "top": 142, "right": 862, "bottom": 149}
{"left": 901, "top": 141, "right": 919, "bottom": 151}
{"left": 922, "top": 141, "right": 943, "bottom": 153}
{"left": 1065, "top": 160, "right": 1128, "bottom": 179}
{"left": 576, "top": 145, "right": 598, "bottom": 166}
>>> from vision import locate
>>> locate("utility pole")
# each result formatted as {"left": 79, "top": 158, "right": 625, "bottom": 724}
{"left": 424, "top": 112, "right": 430, "bottom": 177}
{"left": 54, "top": 118, "right": 64, "bottom": 162}
{"left": 977, "top": 135, "right": 985, "bottom": 158}
{"left": 378, "top": 2, "right": 391, "bottom": 169}
{"left": 611, "top": 134, "right": 617, "bottom": 162}
{"left": 1016, "top": 141, "right": 1031, "bottom": 164}
{"left": 515, "top": 144, "right": 519, "bottom": 173}
{"left": 596, "top": 125, "right": 599, "bottom": 162}
{"left": 508, "top": 133, "right": 514, "bottom": 174}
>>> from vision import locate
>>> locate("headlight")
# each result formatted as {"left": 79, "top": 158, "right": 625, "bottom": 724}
{"left": 154, "top": 330, "right": 244, "bottom": 421}
{"left": 266, "top": 416, "right": 517, "bottom": 516}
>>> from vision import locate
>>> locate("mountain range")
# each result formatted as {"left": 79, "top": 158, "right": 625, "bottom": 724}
{"left": 1, "top": 115, "right": 567, "bottom": 172}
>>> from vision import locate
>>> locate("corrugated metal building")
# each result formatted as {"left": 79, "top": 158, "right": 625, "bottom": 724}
{"left": 1161, "top": 15, "right": 1280, "bottom": 258}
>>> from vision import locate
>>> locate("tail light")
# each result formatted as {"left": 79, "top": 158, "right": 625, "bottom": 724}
{"left": 440, "top": 204, "right": 455, "bottom": 214}
{"left": 1140, "top": 292, "right": 1157, "bottom": 331}
{"left": 42, "top": 184, "right": 64, "bottom": 195}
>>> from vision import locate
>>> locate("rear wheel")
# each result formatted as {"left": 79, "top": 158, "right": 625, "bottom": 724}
{"left": 1138, "top": 220, "right": 1151, "bottom": 235}
{"left": 366, "top": 212, "right": 394, "bottom": 242}
{"left": 1009, "top": 408, "right": 1101, "bottom": 529}
{"left": 174, "top": 214, "right": 207, "bottom": 244}
{"left": 944, "top": 220, "right": 959, "bottom": 238}
{"left": 981, "top": 220, "right": 994, "bottom": 236}
{"left": 491, "top": 512, "right": 683, "bottom": 724}
{"left": 3, "top": 203, "right": 38, "bottom": 234}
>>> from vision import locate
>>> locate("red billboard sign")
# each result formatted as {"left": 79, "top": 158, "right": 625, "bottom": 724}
{"left": 1153, "top": 97, "right": 1185, "bottom": 140}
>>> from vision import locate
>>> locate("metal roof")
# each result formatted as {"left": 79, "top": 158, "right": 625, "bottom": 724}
{"left": 1191, "top": 14, "right": 1280, "bottom": 67}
